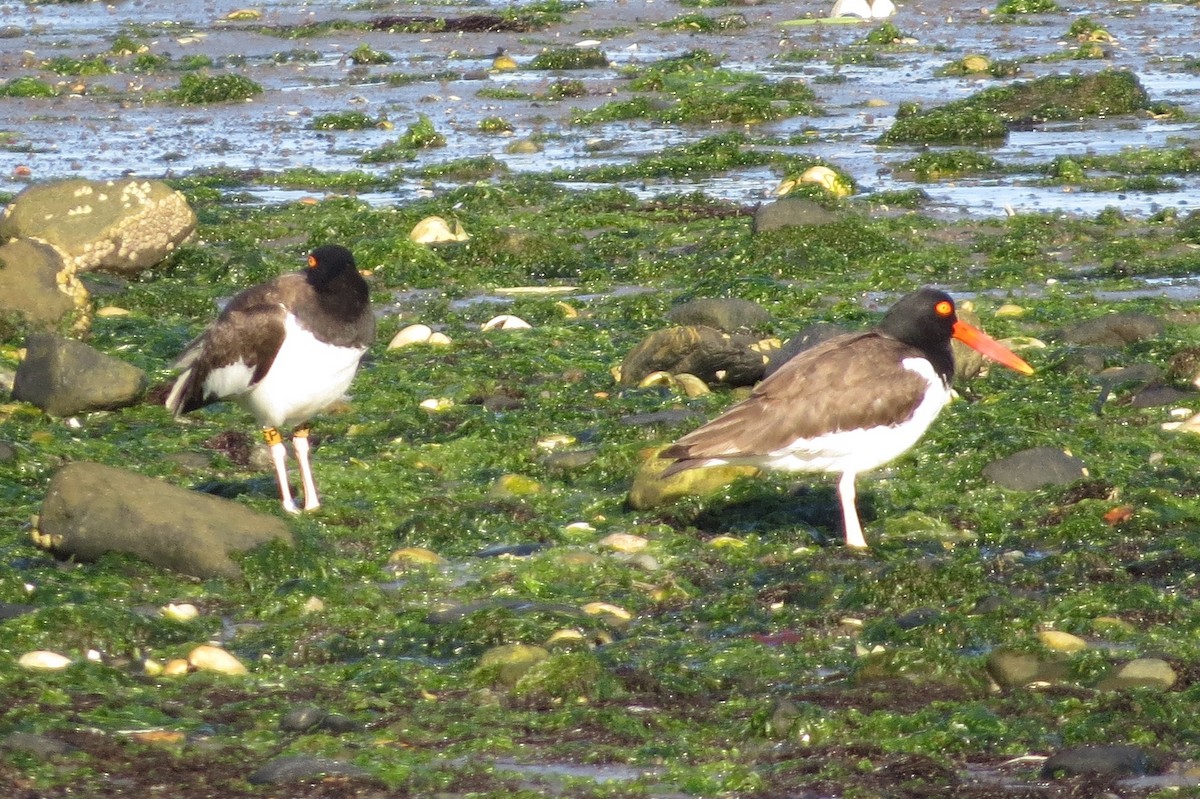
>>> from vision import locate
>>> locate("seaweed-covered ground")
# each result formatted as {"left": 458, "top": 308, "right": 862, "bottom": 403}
{"left": 7, "top": 0, "right": 1200, "bottom": 797}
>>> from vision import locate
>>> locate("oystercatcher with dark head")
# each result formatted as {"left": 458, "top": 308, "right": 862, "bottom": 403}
{"left": 166, "top": 244, "right": 375, "bottom": 513}
{"left": 659, "top": 288, "right": 1033, "bottom": 549}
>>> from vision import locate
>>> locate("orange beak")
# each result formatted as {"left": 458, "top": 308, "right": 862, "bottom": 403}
{"left": 952, "top": 320, "right": 1034, "bottom": 375}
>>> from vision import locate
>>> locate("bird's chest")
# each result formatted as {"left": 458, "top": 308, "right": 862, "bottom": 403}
{"left": 244, "top": 314, "right": 367, "bottom": 427}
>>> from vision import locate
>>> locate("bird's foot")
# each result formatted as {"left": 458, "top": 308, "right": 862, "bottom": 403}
{"left": 282, "top": 498, "right": 301, "bottom": 514}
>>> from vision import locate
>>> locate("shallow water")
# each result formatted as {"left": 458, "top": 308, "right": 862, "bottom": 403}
{"left": 2, "top": 0, "right": 1199, "bottom": 218}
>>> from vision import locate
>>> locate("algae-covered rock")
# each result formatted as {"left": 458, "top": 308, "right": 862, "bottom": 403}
{"left": 628, "top": 446, "right": 758, "bottom": 510}
{"left": 0, "top": 178, "right": 196, "bottom": 276}
{"left": 619, "top": 325, "right": 767, "bottom": 387}
{"left": 475, "top": 643, "right": 551, "bottom": 687}
{"left": 665, "top": 298, "right": 772, "bottom": 333}
{"left": 882, "top": 69, "right": 1154, "bottom": 145}
{"left": 13, "top": 333, "right": 146, "bottom": 416}
{"left": 35, "top": 462, "right": 293, "bottom": 579}
{"left": 0, "top": 238, "right": 87, "bottom": 331}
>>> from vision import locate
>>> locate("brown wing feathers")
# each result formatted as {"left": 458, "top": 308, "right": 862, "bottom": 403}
{"left": 167, "top": 281, "right": 288, "bottom": 416}
{"left": 661, "top": 331, "right": 931, "bottom": 472}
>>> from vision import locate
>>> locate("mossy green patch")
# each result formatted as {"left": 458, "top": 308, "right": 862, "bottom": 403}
{"left": 0, "top": 77, "right": 56, "bottom": 98}
{"left": 166, "top": 73, "right": 264, "bottom": 104}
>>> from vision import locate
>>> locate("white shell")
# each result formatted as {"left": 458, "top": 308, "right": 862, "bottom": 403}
{"left": 187, "top": 644, "right": 248, "bottom": 675}
{"left": 481, "top": 314, "right": 532, "bottom": 331}
{"left": 419, "top": 397, "right": 454, "bottom": 412}
{"left": 388, "top": 323, "right": 434, "bottom": 349}
{"left": 19, "top": 650, "right": 72, "bottom": 670}
{"left": 831, "top": 0, "right": 872, "bottom": 18}
{"left": 162, "top": 602, "right": 199, "bottom": 622}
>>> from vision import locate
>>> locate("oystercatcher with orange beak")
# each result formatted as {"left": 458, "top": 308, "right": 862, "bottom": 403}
{"left": 659, "top": 288, "right": 1033, "bottom": 549}
{"left": 166, "top": 244, "right": 375, "bottom": 513}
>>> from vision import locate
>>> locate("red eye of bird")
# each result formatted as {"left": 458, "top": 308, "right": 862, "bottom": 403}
{"left": 307, "top": 255, "right": 318, "bottom": 268}
{"left": 935, "top": 300, "right": 953, "bottom": 317}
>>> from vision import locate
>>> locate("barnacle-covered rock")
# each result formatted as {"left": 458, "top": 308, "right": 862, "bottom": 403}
{"left": 0, "top": 178, "right": 196, "bottom": 276}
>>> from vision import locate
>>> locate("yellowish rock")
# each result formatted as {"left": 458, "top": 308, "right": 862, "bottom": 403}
{"left": 673, "top": 373, "right": 710, "bottom": 398}
{"left": 410, "top": 216, "right": 469, "bottom": 244}
{"left": 427, "top": 331, "right": 453, "bottom": 346}
{"left": 302, "top": 596, "right": 325, "bottom": 614}
{"left": 162, "top": 602, "right": 199, "bottom": 622}
{"left": 1037, "top": 630, "right": 1087, "bottom": 653}
{"left": 225, "top": 8, "right": 262, "bottom": 20}
{"left": 419, "top": 397, "right": 454, "bottom": 412}
{"left": 96, "top": 306, "right": 130, "bottom": 317}
{"left": 388, "top": 546, "right": 447, "bottom": 566}
{"left": 19, "top": 650, "right": 72, "bottom": 671}
{"left": 599, "top": 532, "right": 648, "bottom": 553}
{"left": 995, "top": 303, "right": 1025, "bottom": 318}
{"left": 163, "top": 658, "right": 191, "bottom": 676}
{"left": 794, "top": 165, "right": 853, "bottom": 198}
{"left": 143, "top": 659, "right": 164, "bottom": 676}
{"left": 545, "top": 628, "right": 588, "bottom": 648}
{"left": 476, "top": 643, "right": 549, "bottom": 686}
{"left": 961, "top": 54, "right": 990, "bottom": 72}
{"left": 708, "top": 535, "right": 747, "bottom": 549}
{"left": 491, "top": 473, "right": 542, "bottom": 497}
{"left": 582, "top": 601, "right": 632, "bottom": 626}
{"left": 536, "top": 433, "right": 576, "bottom": 451}
{"left": 187, "top": 644, "right": 248, "bottom": 675}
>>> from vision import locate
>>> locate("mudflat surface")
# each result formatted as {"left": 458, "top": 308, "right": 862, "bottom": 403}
{"left": 2, "top": 0, "right": 1200, "bottom": 215}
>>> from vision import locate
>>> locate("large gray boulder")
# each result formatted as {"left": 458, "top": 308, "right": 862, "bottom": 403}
{"left": 35, "top": 462, "right": 293, "bottom": 579}
{"left": 0, "top": 178, "right": 196, "bottom": 276}
{"left": 12, "top": 333, "right": 146, "bottom": 416}
{"left": 0, "top": 239, "right": 88, "bottom": 331}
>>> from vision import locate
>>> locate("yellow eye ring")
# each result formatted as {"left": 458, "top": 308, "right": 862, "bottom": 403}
{"left": 935, "top": 300, "right": 953, "bottom": 317}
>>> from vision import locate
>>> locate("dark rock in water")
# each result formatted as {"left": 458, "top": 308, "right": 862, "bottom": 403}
{"left": 37, "top": 462, "right": 293, "bottom": 579}
{"left": 982, "top": 447, "right": 1086, "bottom": 490}
{"left": 1130, "top": 384, "right": 1192, "bottom": 408}
{"left": 1055, "top": 313, "right": 1163, "bottom": 346}
{"left": 753, "top": 198, "right": 847, "bottom": 232}
{"left": 1041, "top": 744, "right": 1161, "bottom": 778}
{"left": 279, "top": 706, "right": 361, "bottom": 734}
{"left": 482, "top": 394, "right": 524, "bottom": 412}
{"left": 0, "top": 732, "right": 77, "bottom": 757}
{"left": 620, "top": 325, "right": 767, "bottom": 387}
{"left": 475, "top": 542, "right": 548, "bottom": 558}
{"left": 0, "top": 602, "right": 35, "bottom": 621}
{"left": 1095, "top": 363, "right": 1161, "bottom": 389}
{"left": 542, "top": 448, "right": 598, "bottom": 474}
{"left": 280, "top": 706, "right": 328, "bottom": 732}
{"left": 426, "top": 597, "right": 583, "bottom": 625}
{"left": 895, "top": 607, "right": 941, "bottom": 630}
{"left": 968, "top": 595, "right": 1010, "bottom": 616}
{"left": 13, "top": 333, "right": 147, "bottom": 416}
{"left": 619, "top": 409, "right": 706, "bottom": 428}
{"left": 247, "top": 754, "right": 373, "bottom": 785}
{"left": 764, "top": 323, "right": 847, "bottom": 377}
{"left": 666, "top": 297, "right": 772, "bottom": 333}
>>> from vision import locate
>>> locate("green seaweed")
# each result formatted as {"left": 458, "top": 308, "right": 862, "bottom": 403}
{"left": 166, "top": 73, "right": 264, "bottom": 104}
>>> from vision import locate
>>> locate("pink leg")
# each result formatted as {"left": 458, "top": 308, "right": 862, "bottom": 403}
{"left": 838, "top": 472, "right": 867, "bottom": 549}
{"left": 264, "top": 427, "right": 299, "bottom": 514}
{"left": 292, "top": 426, "right": 320, "bottom": 512}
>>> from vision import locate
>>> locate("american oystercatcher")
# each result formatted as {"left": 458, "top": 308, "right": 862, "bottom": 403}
{"left": 658, "top": 288, "right": 1033, "bottom": 549}
{"left": 166, "top": 244, "right": 375, "bottom": 513}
